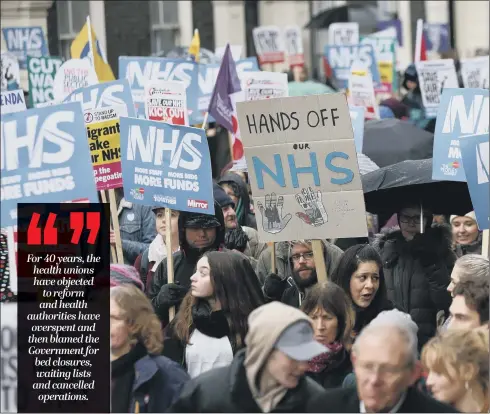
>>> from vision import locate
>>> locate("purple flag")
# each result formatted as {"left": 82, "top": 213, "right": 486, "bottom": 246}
{"left": 208, "top": 44, "right": 241, "bottom": 132}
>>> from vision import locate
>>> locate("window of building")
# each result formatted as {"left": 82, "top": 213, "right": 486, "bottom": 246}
{"left": 150, "top": 1, "right": 180, "bottom": 56}
{"left": 56, "top": 0, "right": 90, "bottom": 59}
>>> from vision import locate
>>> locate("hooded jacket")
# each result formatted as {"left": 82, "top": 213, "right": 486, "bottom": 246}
{"left": 168, "top": 302, "right": 324, "bottom": 413}
{"left": 372, "top": 225, "right": 456, "bottom": 349}
{"left": 219, "top": 172, "right": 257, "bottom": 229}
{"left": 148, "top": 201, "right": 226, "bottom": 322}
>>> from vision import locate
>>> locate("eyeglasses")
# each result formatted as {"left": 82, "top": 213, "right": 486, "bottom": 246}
{"left": 356, "top": 361, "right": 411, "bottom": 378}
{"left": 291, "top": 252, "right": 314, "bottom": 262}
{"left": 399, "top": 214, "right": 422, "bottom": 225}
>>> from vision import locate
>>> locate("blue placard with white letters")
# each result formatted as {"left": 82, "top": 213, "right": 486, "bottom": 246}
{"left": 460, "top": 133, "right": 489, "bottom": 230}
{"left": 63, "top": 79, "right": 136, "bottom": 117}
{"left": 0, "top": 102, "right": 98, "bottom": 228}
{"left": 432, "top": 88, "right": 489, "bottom": 182}
{"left": 119, "top": 117, "right": 214, "bottom": 215}
{"left": 2, "top": 27, "right": 49, "bottom": 70}
{"left": 349, "top": 106, "right": 365, "bottom": 153}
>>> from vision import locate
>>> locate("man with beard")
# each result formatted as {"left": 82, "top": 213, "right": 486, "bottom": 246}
{"left": 262, "top": 240, "right": 343, "bottom": 308}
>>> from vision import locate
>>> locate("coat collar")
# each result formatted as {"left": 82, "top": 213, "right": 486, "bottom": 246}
{"left": 117, "top": 198, "right": 133, "bottom": 216}
{"left": 132, "top": 355, "right": 158, "bottom": 392}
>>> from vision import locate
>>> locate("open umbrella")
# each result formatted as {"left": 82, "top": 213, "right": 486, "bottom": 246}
{"left": 288, "top": 80, "right": 335, "bottom": 97}
{"left": 363, "top": 119, "right": 434, "bottom": 168}
{"left": 362, "top": 158, "right": 472, "bottom": 216}
{"left": 305, "top": 4, "right": 378, "bottom": 33}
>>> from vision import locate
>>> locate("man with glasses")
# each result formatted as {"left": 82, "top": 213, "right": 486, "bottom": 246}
{"left": 306, "top": 310, "right": 457, "bottom": 413}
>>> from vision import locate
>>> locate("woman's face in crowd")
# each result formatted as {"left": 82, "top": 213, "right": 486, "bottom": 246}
{"left": 190, "top": 256, "right": 214, "bottom": 299}
{"left": 155, "top": 209, "right": 179, "bottom": 237}
{"left": 452, "top": 217, "right": 479, "bottom": 245}
{"left": 309, "top": 306, "right": 339, "bottom": 346}
{"left": 265, "top": 350, "right": 309, "bottom": 389}
{"left": 399, "top": 207, "right": 427, "bottom": 241}
{"left": 350, "top": 261, "right": 380, "bottom": 308}
{"left": 110, "top": 298, "right": 130, "bottom": 355}
{"left": 426, "top": 368, "right": 466, "bottom": 406}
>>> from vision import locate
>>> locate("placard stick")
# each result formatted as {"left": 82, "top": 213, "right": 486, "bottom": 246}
{"left": 100, "top": 190, "right": 117, "bottom": 263}
{"left": 166, "top": 208, "right": 176, "bottom": 321}
{"left": 269, "top": 242, "right": 276, "bottom": 273}
{"left": 312, "top": 240, "right": 327, "bottom": 282}
{"left": 201, "top": 112, "right": 209, "bottom": 129}
{"left": 482, "top": 230, "right": 489, "bottom": 259}
{"left": 108, "top": 189, "right": 124, "bottom": 264}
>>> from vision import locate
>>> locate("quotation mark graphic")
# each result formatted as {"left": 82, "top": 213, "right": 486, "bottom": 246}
{"left": 27, "top": 212, "right": 100, "bottom": 245}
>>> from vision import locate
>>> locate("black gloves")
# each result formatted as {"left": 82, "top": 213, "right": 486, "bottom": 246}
{"left": 157, "top": 283, "right": 188, "bottom": 309}
{"left": 263, "top": 273, "right": 287, "bottom": 300}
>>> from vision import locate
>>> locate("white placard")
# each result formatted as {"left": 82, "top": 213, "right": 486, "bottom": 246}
{"left": 252, "top": 26, "right": 286, "bottom": 65}
{"left": 52, "top": 58, "right": 98, "bottom": 101}
{"left": 328, "top": 23, "right": 360, "bottom": 46}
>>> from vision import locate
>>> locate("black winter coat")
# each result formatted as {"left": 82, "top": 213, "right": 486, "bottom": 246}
{"left": 306, "top": 349, "right": 352, "bottom": 390}
{"left": 168, "top": 349, "right": 325, "bottom": 413}
{"left": 372, "top": 225, "right": 456, "bottom": 349}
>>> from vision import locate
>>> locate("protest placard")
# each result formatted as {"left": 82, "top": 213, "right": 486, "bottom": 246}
{"left": 432, "top": 88, "right": 488, "bottom": 182}
{"left": 460, "top": 56, "right": 489, "bottom": 89}
{"left": 424, "top": 23, "right": 450, "bottom": 54}
{"left": 377, "top": 20, "right": 403, "bottom": 46}
{"left": 236, "top": 93, "right": 368, "bottom": 242}
{"left": 1, "top": 89, "right": 26, "bottom": 114}
{"left": 328, "top": 23, "right": 359, "bottom": 45}
{"left": 416, "top": 59, "right": 459, "bottom": 118}
{"left": 119, "top": 117, "right": 214, "bottom": 215}
{"left": 324, "top": 44, "right": 380, "bottom": 90}
{"left": 144, "top": 80, "right": 188, "bottom": 125}
{"left": 241, "top": 71, "right": 289, "bottom": 101}
{"left": 1, "top": 53, "right": 20, "bottom": 92}
{"left": 348, "top": 67, "right": 380, "bottom": 120}
{"left": 0, "top": 302, "right": 16, "bottom": 412}
{"left": 361, "top": 35, "right": 397, "bottom": 94}
{"left": 0, "top": 102, "right": 98, "bottom": 228}
{"left": 1, "top": 26, "right": 49, "bottom": 70}
{"left": 27, "top": 56, "right": 63, "bottom": 107}
{"left": 252, "top": 26, "right": 285, "bottom": 65}
{"left": 52, "top": 58, "right": 98, "bottom": 101}
{"left": 460, "top": 133, "right": 489, "bottom": 230}
{"left": 350, "top": 106, "right": 366, "bottom": 152}
{"left": 284, "top": 26, "right": 304, "bottom": 67}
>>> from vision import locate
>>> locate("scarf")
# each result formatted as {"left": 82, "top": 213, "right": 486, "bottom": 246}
{"left": 307, "top": 341, "right": 344, "bottom": 373}
{"left": 111, "top": 342, "right": 147, "bottom": 413}
{"left": 148, "top": 234, "right": 167, "bottom": 272}
{"left": 191, "top": 301, "right": 230, "bottom": 339}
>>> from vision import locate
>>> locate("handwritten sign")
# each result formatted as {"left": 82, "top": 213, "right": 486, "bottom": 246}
{"left": 253, "top": 26, "right": 286, "bottom": 65}
{"left": 284, "top": 26, "right": 304, "bottom": 67}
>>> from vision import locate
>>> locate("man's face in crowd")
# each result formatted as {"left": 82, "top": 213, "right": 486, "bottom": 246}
{"left": 448, "top": 295, "right": 483, "bottom": 330}
{"left": 353, "top": 330, "right": 420, "bottom": 412}
{"left": 185, "top": 227, "right": 217, "bottom": 249}
{"left": 399, "top": 207, "right": 428, "bottom": 241}
{"left": 222, "top": 205, "right": 238, "bottom": 229}
{"left": 291, "top": 244, "right": 317, "bottom": 287}
{"left": 265, "top": 349, "right": 309, "bottom": 389}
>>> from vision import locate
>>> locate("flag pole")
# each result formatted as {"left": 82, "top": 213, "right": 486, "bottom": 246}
{"left": 414, "top": 19, "right": 423, "bottom": 63}
{"left": 86, "top": 15, "right": 99, "bottom": 81}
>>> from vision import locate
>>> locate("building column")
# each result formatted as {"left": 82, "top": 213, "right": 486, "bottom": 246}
{"left": 213, "top": 0, "right": 246, "bottom": 52}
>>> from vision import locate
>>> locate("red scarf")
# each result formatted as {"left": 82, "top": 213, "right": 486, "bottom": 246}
{"left": 307, "top": 341, "right": 344, "bottom": 373}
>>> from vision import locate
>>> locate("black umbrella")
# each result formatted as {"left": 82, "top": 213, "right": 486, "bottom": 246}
{"left": 305, "top": 4, "right": 378, "bottom": 33}
{"left": 362, "top": 159, "right": 472, "bottom": 216}
{"left": 362, "top": 119, "right": 434, "bottom": 168}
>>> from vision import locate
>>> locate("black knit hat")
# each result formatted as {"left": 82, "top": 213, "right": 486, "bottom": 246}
{"left": 183, "top": 212, "right": 221, "bottom": 229}
{"left": 213, "top": 182, "right": 235, "bottom": 209}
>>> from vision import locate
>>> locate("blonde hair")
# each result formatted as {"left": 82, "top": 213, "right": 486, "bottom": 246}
{"left": 111, "top": 284, "right": 163, "bottom": 354}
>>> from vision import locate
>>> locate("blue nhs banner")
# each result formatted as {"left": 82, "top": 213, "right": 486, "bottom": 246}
{"left": 433, "top": 88, "right": 488, "bottom": 182}
{"left": 64, "top": 79, "right": 136, "bottom": 117}
{"left": 118, "top": 57, "right": 198, "bottom": 122}
{"left": 460, "top": 134, "right": 489, "bottom": 230}
{"left": 349, "top": 106, "right": 365, "bottom": 152}
{"left": 324, "top": 44, "right": 380, "bottom": 90}
{"left": 0, "top": 102, "right": 98, "bottom": 228}
{"left": 119, "top": 117, "right": 214, "bottom": 215}
{"left": 2, "top": 27, "right": 49, "bottom": 70}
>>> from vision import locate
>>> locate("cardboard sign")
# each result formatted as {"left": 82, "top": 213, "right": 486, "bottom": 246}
{"left": 1, "top": 89, "right": 26, "bottom": 114}
{"left": 0, "top": 102, "right": 98, "bottom": 228}
{"left": 460, "top": 133, "right": 489, "bottom": 230}
{"left": 324, "top": 44, "right": 380, "bottom": 90}
{"left": 1, "top": 53, "right": 20, "bottom": 92}
{"left": 432, "top": 88, "right": 488, "bottom": 182}
{"left": 416, "top": 59, "right": 459, "bottom": 118}
{"left": 0, "top": 302, "right": 16, "bottom": 412}
{"left": 119, "top": 117, "right": 214, "bottom": 215}
{"left": 349, "top": 106, "right": 366, "bottom": 152}
{"left": 27, "top": 56, "right": 63, "bottom": 107}
{"left": 64, "top": 78, "right": 136, "bottom": 117}
{"left": 241, "top": 71, "right": 289, "bottom": 101}
{"left": 144, "top": 80, "right": 188, "bottom": 125}
{"left": 328, "top": 23, "right": 359, "bottom": 46}
{"left": 52, "top": 58, "right": 98, "bottom": 101}
{"left": 1, "top": 26, "right": 49, "bottom": 69}
{"left": 461, "top": 56, "right": 489, "bottom": 89}
{"left": 253, "top": 26, "right": 285, "bottom": 65}
{"left": 284, "top": 26, "right": 305, "bottom": 67}
{"left": 348, "top": 68, "right": 380, "bottom": 120}
{"left": 85, "top": 106, "right": 125, "bottom": 190}
{"left": 236, "top": 93, "right": 368, "bottom": 242}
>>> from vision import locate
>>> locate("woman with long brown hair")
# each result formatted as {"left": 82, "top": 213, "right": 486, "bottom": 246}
{"left": 163, "top": 250, "right": 264, "bottom": 378}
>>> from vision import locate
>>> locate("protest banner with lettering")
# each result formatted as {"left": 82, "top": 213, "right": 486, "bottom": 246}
{"left": 241, "top": 71, "right": 289, "bottom": 101}
{"left": 361, "top": 35, "right": 397, "bottom": 94}
{"left": 144, "top": 80, "right": 188, "bottom": 125}
{"left": 119, "top": 117, "right": 214, "bottom": 214}
{"left": 416, "top": 59, "right": 459, "bottom": 118}
{"left": 27, "top": 56, "right": 63, "bottom": 107}
{"left": 1, "top": 89, "right": 26, "bottom": 114}
{"left": 377, "top": 19, "right": 403, "bottom": 46}
{"left": 0, "top": 102, "right": 98, "bottom": 228}
{"left": 85, "top": 106, "right": 125, "bottom": 190}
{"left": 215, "top": 45, "right": 243, "bottom": 61}
{"left": 350, "top": 106, "right": 366, "bottom": 152}
{"left": 348, "top": 67, "right": 380, "bottom": 120}
{"left": 461, "top": 133, "right": 489, "bottom": 230}
{"left": 1, "top": 53, "right": 20, "bottom": 92}
{"left": 1, "top": 26, "right": 48, "bottom": 69}
{"left": 424, "top": 23, "right": 450, "bottom": 54}
{"left": 432, "top": 88, "right": 488, "bottom": 182}
{"left": 52, "top": 58, "right": 98, "bottom": 101}
{"left": 461, "top": 56, "right": 489, "bottom": 89}
{"left": 118, "top": 57, "right": 199, "bottom": 123}
{"left": 236, "top": 93, "right": 368, "bottom": 242}
{"left": 324, "top": 44, "right": 380, "bottom": 90}
{"left": 284, "top": 26, "right": 304, "bottom": 67}
{"left": 328, "top": 23, "right": 359, "bottom": 46}
{"left": 253, "top": 26, "right": 286, "bottom": 65}
{"left": 0, "top": 302, "right": 16, "bottom": 413}
{"left": 64, "top": 78, "right": 136, "bottom": 117}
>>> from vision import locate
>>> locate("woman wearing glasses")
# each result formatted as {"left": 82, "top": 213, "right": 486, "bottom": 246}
{"left": 372, "top": 204, "right": 456, "bottom": 350}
